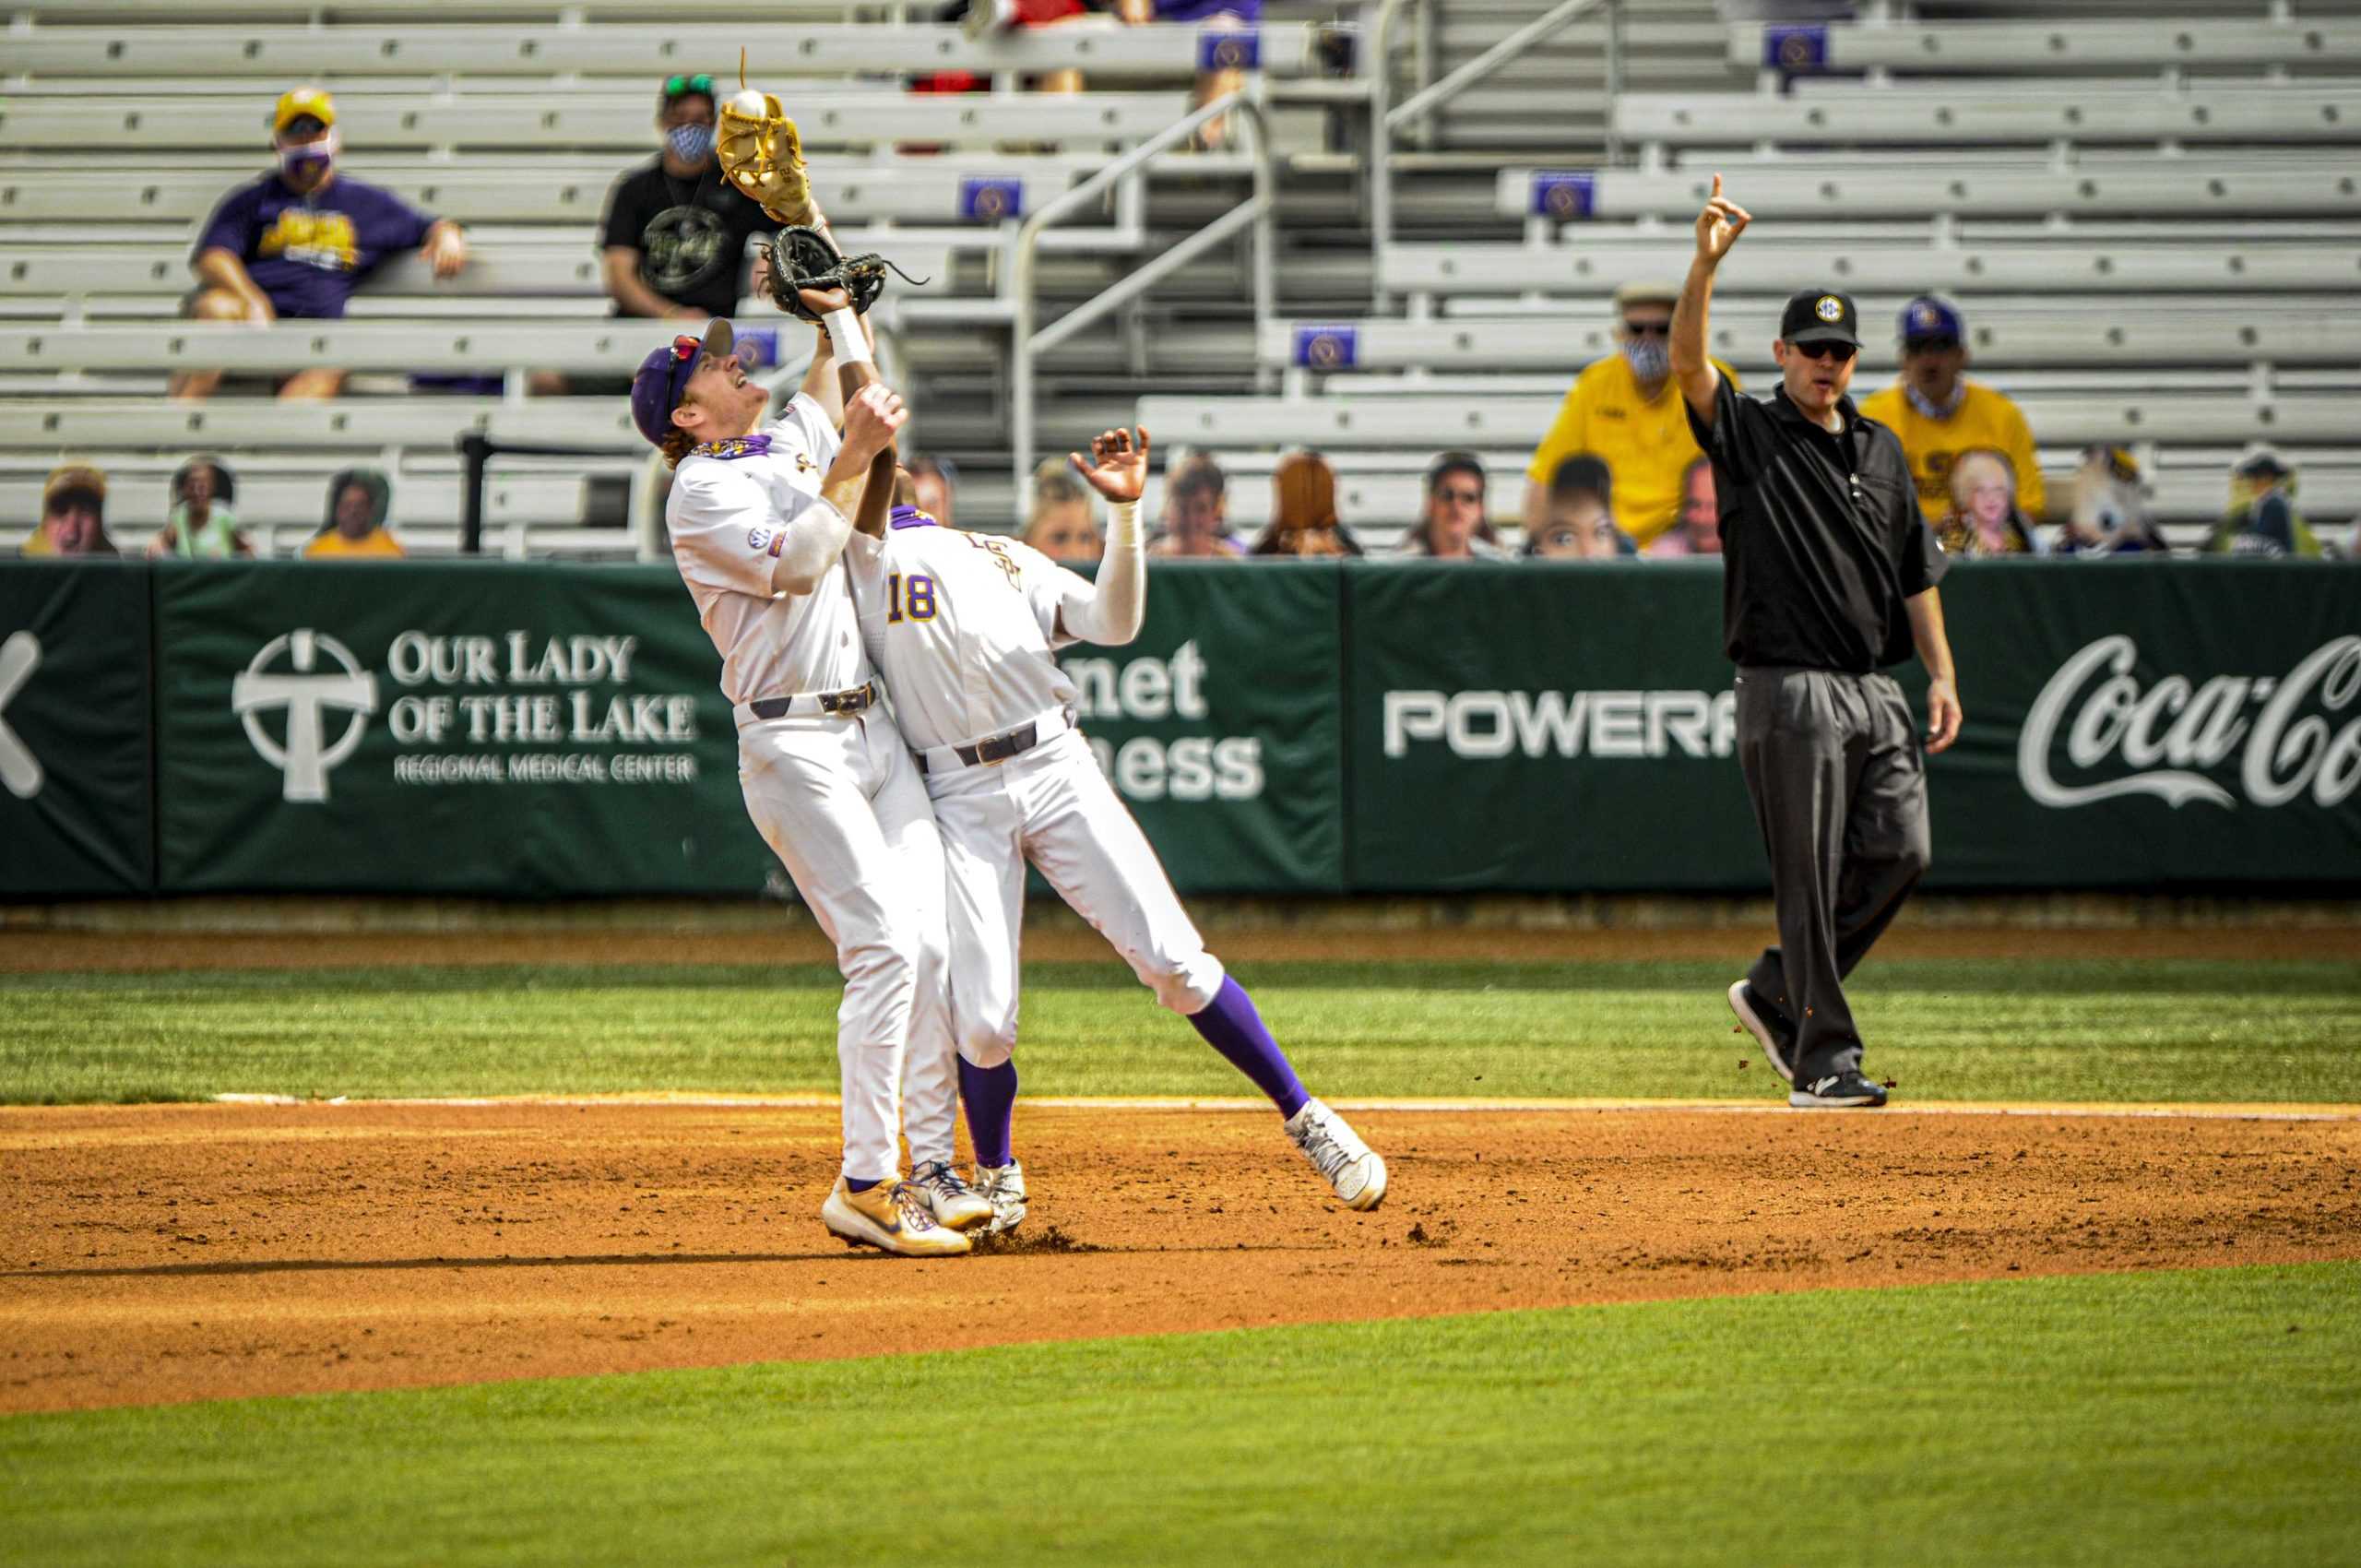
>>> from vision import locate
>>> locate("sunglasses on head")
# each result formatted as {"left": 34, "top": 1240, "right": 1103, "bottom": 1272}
{"left": 663, "top": 73, "right": 716, "bottom": 100}
{"left": 1792, "top": 340, "right": 1857, "bottom": 362}
{"left": 1622, "top": 320, "right": 1672, "bottom": 338}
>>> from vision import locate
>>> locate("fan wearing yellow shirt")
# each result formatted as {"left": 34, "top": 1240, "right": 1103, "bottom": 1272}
{"left": 1857, "top": 296, "right": 2046, "bottom": 527}
{"left": 1523, "top": 280, "right": 1740, "bottom": 551}
{"left": 303, "top": 468, "right": 407, "bottom": 560}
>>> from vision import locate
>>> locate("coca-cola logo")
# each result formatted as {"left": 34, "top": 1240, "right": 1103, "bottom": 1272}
{"left": 2019, "top": 635, "right": 2361, "bottom": 810}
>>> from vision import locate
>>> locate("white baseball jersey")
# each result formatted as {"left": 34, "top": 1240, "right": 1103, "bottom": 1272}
{"left": 668, "top": 401, "right": 959, "bottom": 1183}
{"left": 848, "top": 510, "right": 1226, "bottom": 1068}
{"left": 665, "top": 392, "right": 868, "bottom": 706}
{"left": 846, "top": 513, "right": 1097, "bottom": 752}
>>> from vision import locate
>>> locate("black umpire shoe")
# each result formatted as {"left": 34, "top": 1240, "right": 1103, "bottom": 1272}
{"left": 1789, "top": 1070, "right": 1889, "bottom": 1110}
{"left": 1727, "top": 980, "right": 1797, "bottom": 1085}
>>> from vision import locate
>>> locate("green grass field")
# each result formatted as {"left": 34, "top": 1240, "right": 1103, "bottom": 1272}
{"left": 7, "top": 952, "right": 2357, "bottom": 1565}
{"left": 5, "top": 957, "right": 2356, "bottom": 1106}
{"left": 5, "top": 1262, "right": 2355, "bottom": 1568}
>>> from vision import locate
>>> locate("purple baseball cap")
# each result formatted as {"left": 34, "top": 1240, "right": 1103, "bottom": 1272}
{"left": 629, "top": 318, "right": 734, "bottom": 446}
{"left": 1898, "top": 295, "right": 1964, "bottom": 348}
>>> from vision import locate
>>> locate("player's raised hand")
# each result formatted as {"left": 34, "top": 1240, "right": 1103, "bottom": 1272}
{"left": 1694, "top": 173, "right": 1751, "bottom": 264}
{"left": 797, "top": 283, "right": 853, "bottom": 318}
{"left": 841, "top": 382, "right": 908, "bottom": 462}
{"left": 1068, "top": 426, "right": 1150, "bottom": 505}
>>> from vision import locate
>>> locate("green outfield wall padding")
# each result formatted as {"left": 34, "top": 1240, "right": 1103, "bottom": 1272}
{"left": 0, "top": 562, "right": 155, "bottom": 897}
{"left": 0, "top": 557, "right": 2353, "bottom": 898}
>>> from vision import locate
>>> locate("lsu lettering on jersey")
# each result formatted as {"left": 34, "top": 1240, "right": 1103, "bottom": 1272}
{"left": 846, "top": 507, "right": 1097, "bottom": 754}
{"left": 664, "top": 391, "right": 869, "bottom": 707}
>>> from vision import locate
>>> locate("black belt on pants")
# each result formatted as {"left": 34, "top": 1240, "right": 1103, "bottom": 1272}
{"left": 919, "top": 722, "right": 1041, "bottom": 775}
{"left": 746, "top": 682, "right": 875, "bottom": 720}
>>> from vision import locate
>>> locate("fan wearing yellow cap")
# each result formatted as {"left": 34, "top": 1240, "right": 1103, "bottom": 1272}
{"left": 173, "top": 87, "right": 469, "bottom": 401}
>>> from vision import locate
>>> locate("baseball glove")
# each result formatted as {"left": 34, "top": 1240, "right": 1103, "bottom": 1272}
{"left": 717, "top": 88, "right": 816, "bottom": 227}
{"left": 765, "top": 225, "right": 929, "bottom": 322}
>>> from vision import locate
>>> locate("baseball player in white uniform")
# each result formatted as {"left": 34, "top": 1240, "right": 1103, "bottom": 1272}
{"left": 636, "top": 307, "right": 990, "bottom": 1256}
{"left": 846, "top": 427, "right": 1387, "bottom": 1232}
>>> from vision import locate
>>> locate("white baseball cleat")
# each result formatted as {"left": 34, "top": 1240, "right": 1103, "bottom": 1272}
{"left": 909, "top": 1160, "right": 997, "bottom": 1232}
{"left": 973, "top": 1159, "right": 1028, "bottom": 1236}
{"left": 820, "top": 1176, "right": 972, "bottom": 1257}
{"left": 1284, "top": 1099, "right": 1387, "bottom": 1211}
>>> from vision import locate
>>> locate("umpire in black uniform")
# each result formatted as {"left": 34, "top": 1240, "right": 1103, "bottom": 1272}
{"left": 1671, "top": 175, "right": 1964, "bottom": 1109}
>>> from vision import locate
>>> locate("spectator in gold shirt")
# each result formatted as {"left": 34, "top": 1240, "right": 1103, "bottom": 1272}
{"left": 304, "top": 469, "right": 406, "bottom": 560}
{"left": 1858, "top": 296, "right": 2045, "bottom": 527}
{"left": 1524, "top": 281, "right": 1739, "bottom": 552}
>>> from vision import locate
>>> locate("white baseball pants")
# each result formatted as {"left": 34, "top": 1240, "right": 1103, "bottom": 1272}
{"left": 738, "top": 711, "right": 958, "bottom": 1182}
{"left": 923, "top": 727, "right": 1227, "bottom": 1069}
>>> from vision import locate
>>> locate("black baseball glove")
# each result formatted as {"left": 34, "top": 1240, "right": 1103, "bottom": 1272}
{"left": 765, "top": 225, "right": 927, "bottom": 322}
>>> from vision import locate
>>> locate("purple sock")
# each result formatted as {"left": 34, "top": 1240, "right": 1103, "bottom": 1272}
{"left": 1189, "top": 977, "right": 1310, "bottom": 1119}
{"left": 958, "top": 1057, "right": 1018, "bottom": 1170}
{"left": 846, "top": 1176, "right": 883, "bottom": 1194}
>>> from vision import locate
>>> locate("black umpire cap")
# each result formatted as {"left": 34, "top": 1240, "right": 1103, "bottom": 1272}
{"left": 1779, "top": 289, "right": 1862, "bottom": 348}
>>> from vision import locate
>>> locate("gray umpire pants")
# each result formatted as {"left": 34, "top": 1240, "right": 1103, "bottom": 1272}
{"left": 1735, "top": 666, "right": 1931, "bottom": 1084}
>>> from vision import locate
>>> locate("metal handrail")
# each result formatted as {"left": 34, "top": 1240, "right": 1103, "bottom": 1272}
{"left": 1369, "top": 0, "right": 1619, "bottom": 308}
{"left": 1010, "top": 82, "right": 1275, "bottom": 510}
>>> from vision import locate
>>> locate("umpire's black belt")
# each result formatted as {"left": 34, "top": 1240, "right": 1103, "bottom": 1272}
{"left": 741, "top": 681, "right": 876, "bottom": 723}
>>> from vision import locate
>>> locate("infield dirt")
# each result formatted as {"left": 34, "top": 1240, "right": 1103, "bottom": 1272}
{"left": 4, "top": 1100, "right": 2355, "bottom": 1416}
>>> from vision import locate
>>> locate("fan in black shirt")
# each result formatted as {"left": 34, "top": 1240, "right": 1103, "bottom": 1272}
{"left": 1670, "top": 173, "right": 1964, "bottom": 1113}
{"left": 600, "top": 75, "right": 772, "bottom": 321}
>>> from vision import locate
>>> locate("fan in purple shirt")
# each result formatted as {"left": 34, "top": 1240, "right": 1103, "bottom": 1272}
{"left": 176, "top": 86, "right": 469, "bottom": 401}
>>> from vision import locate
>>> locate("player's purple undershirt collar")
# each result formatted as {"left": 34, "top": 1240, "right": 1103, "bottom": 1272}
{"left": 690, "top": 434, "right": 772, "bottom": 460}
{"left": 889, "top": 505, "right": 939, "bottom": 529}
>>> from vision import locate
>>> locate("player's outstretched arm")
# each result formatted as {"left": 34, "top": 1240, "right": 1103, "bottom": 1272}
{"left": 1058, "top": 425, "right": 1149, "bottom": 646}
{"left": 770, "top": 382, "right": 908, "bottom": 595}
{"left": 792, "top": 280, "right": 896, "bottom": 537}
{"left": 1673, "top": 172, "right": 1749, "bottom": 428}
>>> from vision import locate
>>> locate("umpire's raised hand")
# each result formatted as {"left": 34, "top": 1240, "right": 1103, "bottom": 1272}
{"left": 1694, "top": 172, "right": 1752, "bottom": 266}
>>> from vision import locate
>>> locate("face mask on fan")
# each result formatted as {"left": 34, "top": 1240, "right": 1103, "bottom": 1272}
{"left": 1621, "top": 336, "right": 1671, "bottom": 381}
{"left": 665, "top": 123, "right": 717, "bottom": 166}
{"left": 277, "top": 131, "right": 338, "bottom": 175}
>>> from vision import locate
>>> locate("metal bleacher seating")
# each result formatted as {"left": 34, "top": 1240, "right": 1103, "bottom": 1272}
{"left": 1494, "top": 164, "right": 2361, "bottom": 223}
{"left": 1133, "top": 4, "right": 2358, "bottom": 558}
{"left": 1615, "top": 84, "right": 2361, "bottom": 146}
{"left": 1379, "top": 234, "right": 2361, "bottom": 297}
{"left": 8, "top": 1, "right": 2359, "bottom": 559}
{"left": 1738, "top": 15, "right": 2361, "bottom": 76}
{"left": 0, "top": 0, "right": 1340, "bottom": 555}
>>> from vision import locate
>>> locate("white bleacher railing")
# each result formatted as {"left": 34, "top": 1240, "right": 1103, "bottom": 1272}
{"left": 0, "top": 21, "right": 1326, "bottom": 80}
{"left": 1010, "top": 83, "right": 1275, "bottom": 511}
{"left": 1616, "top": 85, "right": 2361, "bottom": 148}
{"left": 1378, "top": 237, "right": 2361, "bottom": 298}
{"left": 1368, "top": 0, "right": 1623, "bottom": 308}
{"left": 1, "top": 89, "right": 1190, "bottom": 154}
{"left": 1494, "top": 164, "right": 2361, "bottom": 224}
{"left": 1737, "top": 18, "right": 2361, "bottom": 76}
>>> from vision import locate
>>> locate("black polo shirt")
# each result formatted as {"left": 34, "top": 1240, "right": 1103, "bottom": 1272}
{"left": 1685, "top": 374, "right": 1947, "bottom": 674}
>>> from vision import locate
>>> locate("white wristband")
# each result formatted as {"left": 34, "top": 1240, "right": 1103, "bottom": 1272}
{"left": 824, "top": 307, "right": 871, "bottom": 367}
{"left": 1108, "top": 499, "right": 1141, "bottom": 544}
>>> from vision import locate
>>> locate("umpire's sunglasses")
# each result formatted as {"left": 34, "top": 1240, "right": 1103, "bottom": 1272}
{"left": 1792, "top": 340, "right": 1857, "bottom": 362}
{"left": 663, "top": 73, "right": 716, "bottom": 101}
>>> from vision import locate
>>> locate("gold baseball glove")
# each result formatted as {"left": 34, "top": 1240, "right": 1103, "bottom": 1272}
{"left": 718, "top": 65, "right": 816, "bottom": 227}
